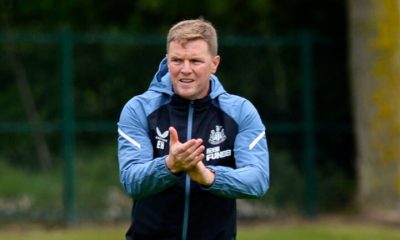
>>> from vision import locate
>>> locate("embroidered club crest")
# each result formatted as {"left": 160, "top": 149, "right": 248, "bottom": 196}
{"left": 208, "top": 125, "right": 227, "bottom": 145}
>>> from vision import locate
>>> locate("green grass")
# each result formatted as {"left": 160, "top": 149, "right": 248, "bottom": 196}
{"left": 1, "top": 221, "right": 400, "bottom": 240}
{"left": 237, "top": 222, "right": 400, "bottom": 240}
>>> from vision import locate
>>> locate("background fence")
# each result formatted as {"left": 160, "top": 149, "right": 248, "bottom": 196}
{"left": 0, "top": 29, "right": 353, "bottom": 225}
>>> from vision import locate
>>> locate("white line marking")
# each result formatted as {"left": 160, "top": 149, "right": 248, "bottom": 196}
{"left": 249, "top": 131, "right": 265, "bottom": 150}
{"left": 118, "top": 128, "right": 141, "bottom": 149}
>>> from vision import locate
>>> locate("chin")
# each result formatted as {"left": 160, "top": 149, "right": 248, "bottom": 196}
{"left": 177, "top": 90, "right": 194, "bottom": 99}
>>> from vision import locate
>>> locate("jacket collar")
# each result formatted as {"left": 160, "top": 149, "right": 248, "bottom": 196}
{"left": 170, "top": 94, "right": 211, "bottom": 110}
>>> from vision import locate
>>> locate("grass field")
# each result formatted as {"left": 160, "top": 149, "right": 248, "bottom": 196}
{"left": 1, "top": 220, "right": 400, "bottom": 240}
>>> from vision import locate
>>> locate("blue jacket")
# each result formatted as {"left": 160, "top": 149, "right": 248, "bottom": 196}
{"left": 118, "top": 57, "right": 269, "bottom": 240}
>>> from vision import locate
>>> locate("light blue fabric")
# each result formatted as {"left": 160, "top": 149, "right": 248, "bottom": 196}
{"left": 117, "top": 57, "right": 269, "bottom": 199}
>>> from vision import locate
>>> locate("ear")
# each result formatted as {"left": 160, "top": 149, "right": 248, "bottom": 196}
{"left": 211, "top": 55, "right": 220, "bottom": 74}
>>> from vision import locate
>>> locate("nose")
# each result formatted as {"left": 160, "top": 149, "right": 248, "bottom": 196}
{"left": 181, "top": 60, "right": 192, "bottom": 74}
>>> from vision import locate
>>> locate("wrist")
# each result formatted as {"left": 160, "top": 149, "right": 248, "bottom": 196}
{"left": 165, "top": 156, "right": 179, "bottom": 174}
{"left": 200, "top": 166, "right": 216, "bottom": 187}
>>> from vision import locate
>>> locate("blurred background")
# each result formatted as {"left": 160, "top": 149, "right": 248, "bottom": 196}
{"left": 0, "top": 0, "right": 399, "bottom": 234}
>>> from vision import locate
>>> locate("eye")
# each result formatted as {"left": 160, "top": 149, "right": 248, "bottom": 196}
{"left": 191, "top": 59, "right": 203, "bottom": 65}
{"left": 171, "top": 58, "right": 182, "bottom": 65}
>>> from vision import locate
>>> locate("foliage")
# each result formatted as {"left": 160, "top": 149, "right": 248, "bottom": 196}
{"left": 2, "top": 0, "right": 346, "bottom": 37}
{"left": 0, "top": 143, "right": 123, "bottom": 220}
{"left": 0, "top": 160, "right": 62, "bottom": 216}
{"left": 0, "top": 0, "right": 353, "bottom": 217}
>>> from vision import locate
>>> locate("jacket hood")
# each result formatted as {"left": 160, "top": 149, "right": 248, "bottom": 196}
{"left": 148, "top": 57, "right": 226, "bottom": 99}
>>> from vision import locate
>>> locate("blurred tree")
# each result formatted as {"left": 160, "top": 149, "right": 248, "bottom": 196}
{"left": 0, "top": 0, "right": 353, "bottom": 213}
{"left": 1, "top": 2, "right": 53, "bottom": 171}
{"left": 349, "top": 0, "right": 400, "bottom": 218}
{"left": 3, "top": 0, "right": 344, "bottom": 36}
{"left": 6, "top": 44, "right": 53, "bottom": 170}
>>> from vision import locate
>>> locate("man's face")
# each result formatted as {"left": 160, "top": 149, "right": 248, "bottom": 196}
{"left": 167, "top": 39, "right": 220, "bottom": 100}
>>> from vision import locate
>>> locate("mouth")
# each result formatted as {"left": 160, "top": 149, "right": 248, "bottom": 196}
{"left": 179, "top": 78, "right": 194, "bottom": 83}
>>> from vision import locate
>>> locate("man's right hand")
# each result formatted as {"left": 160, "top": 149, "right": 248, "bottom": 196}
{"left": 165, "top": 127, "right": 205, "bottom": 173}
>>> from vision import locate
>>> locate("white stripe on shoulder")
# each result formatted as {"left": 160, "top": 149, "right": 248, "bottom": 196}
{"left": 249, "top": 131, "right": 266, "bottom": 150}
{"left": 118, "top": 128, "right": 141, "bottom": 149}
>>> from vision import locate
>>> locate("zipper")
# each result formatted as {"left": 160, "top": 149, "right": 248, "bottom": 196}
{"left": 181, "top": 101, "right": 194, "bottom": 240}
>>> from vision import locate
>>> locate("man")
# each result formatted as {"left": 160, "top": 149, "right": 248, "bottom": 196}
{"left": 118, "top": 19, "right": 269, "bottom": 240}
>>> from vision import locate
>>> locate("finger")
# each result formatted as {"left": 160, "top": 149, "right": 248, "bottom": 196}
{"left": 195, "top": 153, "right": 205, "bottom": 162}
{"left": 181, "top": 139, "right": 203, "bottom": 154}
{"left": 175, "top": 140, "right": 202, "bottom": 161}
{"left": 185, "top": 145, "right": 205, "bottom": 166}
{"left": 191, "top": 145, "right": 205, "bottom": 158}
{"left": 186, "top": 153, "right": 205, "bottom": 169}
{"left": 172, "top": 139, "right": 198, "bottom": 158}
{"left": 169, "top": 126, "right": 179, "bottom": 145}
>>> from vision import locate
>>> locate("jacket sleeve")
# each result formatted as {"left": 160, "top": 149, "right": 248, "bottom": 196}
{"left": 206, "top": 100, "right": 270, "bottom": 199}
{"left": 117, "top": 99, "right": 179, "bottom": 199}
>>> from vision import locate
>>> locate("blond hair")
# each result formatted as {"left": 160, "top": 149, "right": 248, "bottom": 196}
{"left": 167, "top": 19, "right": 218, "bottom": 56}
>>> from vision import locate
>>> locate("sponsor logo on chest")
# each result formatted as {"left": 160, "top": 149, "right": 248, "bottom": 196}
{"left": 206, "top": 146, "right": 232, "bottom": 161}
